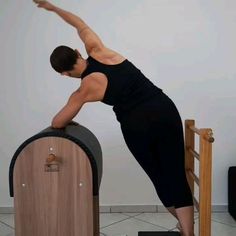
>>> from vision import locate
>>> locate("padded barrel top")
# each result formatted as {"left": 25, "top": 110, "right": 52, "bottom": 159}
{"left": 9, "top": 122, "right": 102, "bottom": 197}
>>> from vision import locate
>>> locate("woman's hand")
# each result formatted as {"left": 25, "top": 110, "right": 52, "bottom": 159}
{"left": 33, "top": 0, "right": 56, "bottom": 11}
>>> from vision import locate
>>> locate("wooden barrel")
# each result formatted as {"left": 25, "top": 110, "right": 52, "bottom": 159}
{"left": 9, "top": 122, "right": 102, "bottom": 236}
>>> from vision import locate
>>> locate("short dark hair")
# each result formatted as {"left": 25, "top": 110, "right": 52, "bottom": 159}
{"left": 50, "top": 45, "right": 78, "bottom": 73}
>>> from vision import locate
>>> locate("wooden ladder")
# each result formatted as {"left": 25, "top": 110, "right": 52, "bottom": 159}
{"left": 185, "top": 119, "right": 214, "bottom": 236}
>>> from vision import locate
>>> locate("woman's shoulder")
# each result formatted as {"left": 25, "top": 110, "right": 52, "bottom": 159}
{"left": 89, "top": 47, "right": 126, "bottom": 65}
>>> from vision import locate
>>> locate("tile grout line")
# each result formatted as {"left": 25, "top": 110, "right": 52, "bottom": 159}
{"left": 130, "top": 216, "right": 171, "bottom": 231}
{"left": 0, "top": 220, "right": 15, "bottom": 230}
{"left": 100, "top": 211, "right": 175, "bottom": 230}
{"left": 1, "top": 212, "right": 235, "bottom": 233}
{"left": 100, "top": 215, "right": 135, "bottom": 230}
{"left": 107, "top": 211, "right": 175, "bottom": 230}
{"left": 100, "top": 214, "right": 170, "bottom": 232}
{"left": 99, "top": 232, "right": 108, "bottom": 236}
{"left": 211, "top": 218, "right": 236, "bottom": 228}
{"left": 120, "top": 212, "right": 144, "bottom": 217}
{"left": 132, "top": 212, "right": 179, "bottom": 231}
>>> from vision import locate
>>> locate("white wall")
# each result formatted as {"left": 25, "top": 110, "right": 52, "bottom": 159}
{"left": 1, "top": 0, "right": 236, "bottom": 208}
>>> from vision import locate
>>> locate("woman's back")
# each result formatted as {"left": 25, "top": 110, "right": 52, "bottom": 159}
{"left": 81, "top": 56, "right": 163, "bottom": 121}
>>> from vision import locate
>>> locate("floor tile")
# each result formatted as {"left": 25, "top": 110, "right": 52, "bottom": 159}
{"left": 101, "top": 217, "right": 169, "bottom": 236}
{"left": 134, "top": 213, "right": 178, "bottom": 230}
{"left": 2, "top": 212, "right": 236, "bottom": 236}
{"left": 0, "top": 214, "right": 14, "bottom": 228}
{"left": 100, "top": 213, "right": 130, "bottom": 228}
{"left": 120, "top": 213, "right": 144, "bottom": 217}
{"left": 212, "top": 212, "right": 236, "bottom": 227}
{"left": 3, "top": 233, "right": 14, "bottom": 236}
{"left": 194, "top": 218, "right": 236, "bottom": 236}
{"left": 212, "top": 220, "right": 236, "bottom": 236}
{"left": 0, "top": 222, "right": 14, "bottom": 236}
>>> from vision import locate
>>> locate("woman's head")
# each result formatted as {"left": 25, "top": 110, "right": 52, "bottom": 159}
{"left": 50, "top": 45, "right": 86, "bottom": 77}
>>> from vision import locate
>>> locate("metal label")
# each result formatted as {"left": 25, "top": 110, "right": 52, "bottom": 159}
{"left": 44, "top": 164, "right": 60, "bottom": 172}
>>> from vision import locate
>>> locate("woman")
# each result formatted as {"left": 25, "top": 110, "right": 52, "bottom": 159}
{"left": 34, "top": 1, "right": 194, "bottom": 235}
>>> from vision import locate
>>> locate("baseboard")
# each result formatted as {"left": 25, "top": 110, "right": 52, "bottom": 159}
{"left": 0, "top": 205, "right": 228, "bottom": 214}
{"left": 0, "top": 207, "right": 15, "bottom": 214}
{"left": 211, "top": 205, "right": 228, "bottom": 212}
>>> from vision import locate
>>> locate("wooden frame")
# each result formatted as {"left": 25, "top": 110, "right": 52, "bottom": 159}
{"left": 13, "top": 137, "right": 97, "bottom": 236}
{"left": 185, "top": 120, "right": 214, "bottom": 236}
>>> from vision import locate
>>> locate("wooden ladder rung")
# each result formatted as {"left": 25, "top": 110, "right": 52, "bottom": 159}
{"left": 188, "top": 148, "right": 200, "bottom": 161}
{"left": 193, "top": 196, "right": 199, "bottom": 211}
{"left": 189, "top": 125, "right": 202, "bottom": 136}
{"left": 187, "top": 169, "right": 199, "bottom": 185}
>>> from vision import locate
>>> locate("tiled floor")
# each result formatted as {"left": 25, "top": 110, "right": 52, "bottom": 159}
{"left": 0, "top": 212, "right": 236, "bottom": 236}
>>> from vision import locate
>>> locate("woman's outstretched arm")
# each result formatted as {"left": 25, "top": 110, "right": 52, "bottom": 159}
{"left": 33, "top": 0, "right": 104, "bottom": 53}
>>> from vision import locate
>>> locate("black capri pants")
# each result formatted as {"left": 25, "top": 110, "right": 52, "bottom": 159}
{"left": 120, "top": 92, "right": 193, "bottom": 208}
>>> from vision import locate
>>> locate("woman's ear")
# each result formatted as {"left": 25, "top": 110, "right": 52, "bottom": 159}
{"left": 61, "top": 72, "right": 70, "bottom": 76}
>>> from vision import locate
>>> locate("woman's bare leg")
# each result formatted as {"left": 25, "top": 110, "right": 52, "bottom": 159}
{"left": 175, "top": 206, "right": 194, "bottom": 236}
{"left": 167, "top": 207, "right": 183, "bottom": 234}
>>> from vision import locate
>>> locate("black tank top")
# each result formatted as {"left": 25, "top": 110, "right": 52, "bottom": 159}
{"left": 81, "top": 56, "right": 163, "bottom": 121}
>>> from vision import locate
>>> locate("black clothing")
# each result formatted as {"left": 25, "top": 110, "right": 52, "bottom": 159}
{"left": 81, "top": 56, "right": 162, "bottom": 121}
{"left": 81, "top": 56, "right": 193, "bottom": 208}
